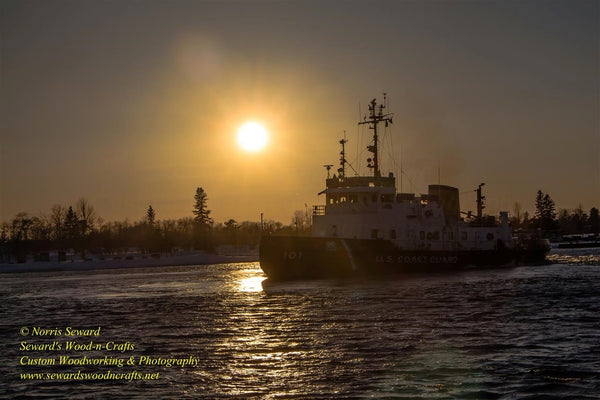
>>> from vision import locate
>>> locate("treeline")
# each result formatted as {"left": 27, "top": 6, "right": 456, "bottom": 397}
{"left": 0, "top": 187, "right": 309, "bottom": 263}
{"left": 2, "top": 187, "right": 597, "bottom": 262}
{"left": 509, "top": 190, "right": 599, "bottom": 237}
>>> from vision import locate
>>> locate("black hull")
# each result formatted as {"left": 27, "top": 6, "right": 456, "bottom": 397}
{"left": 259, "top": 236, "right": 518, "bottom": 281}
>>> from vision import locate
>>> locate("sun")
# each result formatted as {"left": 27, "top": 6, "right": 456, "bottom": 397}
{"left": 237, "top": 122, "right": 268, "bottom": 152}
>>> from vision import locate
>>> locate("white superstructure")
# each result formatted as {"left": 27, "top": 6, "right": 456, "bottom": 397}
{"left": 311, "top": 96, "right": 514, "bottom": 253}
{"left": 313, "top": 176, "right": 513, "bottom": 252}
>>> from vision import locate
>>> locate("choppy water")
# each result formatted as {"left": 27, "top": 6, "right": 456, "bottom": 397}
{"left": 1, "top": 248, "right": 599, "bottom": 399}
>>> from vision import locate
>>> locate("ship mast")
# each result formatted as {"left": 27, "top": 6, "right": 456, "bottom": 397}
{"left": 338, "top": 135, "right": 347, "bottom": 179}
{"left": 358, "top": 94, "right": 393, "bottom": 177}
{"left": 476, "top": 183, "right": 486, "bottom": 220}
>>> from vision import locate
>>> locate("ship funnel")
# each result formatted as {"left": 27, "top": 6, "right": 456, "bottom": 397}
{"left": 428, "top": 185, "right": 460, "bottom": 225}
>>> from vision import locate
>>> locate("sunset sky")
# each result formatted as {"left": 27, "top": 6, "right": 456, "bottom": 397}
{"left": 1, "top": 0, "right": 598, "bottom": 225}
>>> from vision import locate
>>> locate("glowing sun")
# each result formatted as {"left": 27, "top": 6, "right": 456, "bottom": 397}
{"left": 237, "top": 122, "right": 268, "bottom": 152}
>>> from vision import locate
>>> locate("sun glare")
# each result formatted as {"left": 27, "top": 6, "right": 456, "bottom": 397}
{"left": 237, "top": 122, "right": 268, "bottom": 152}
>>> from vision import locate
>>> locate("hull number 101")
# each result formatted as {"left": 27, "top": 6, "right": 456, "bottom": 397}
{"left": 283, "top": 251, "right": 303, "bottom": 260}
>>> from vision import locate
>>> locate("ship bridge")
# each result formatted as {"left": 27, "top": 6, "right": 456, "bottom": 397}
{"left": 318, "top": 174, "right": 397, "bottom": 215}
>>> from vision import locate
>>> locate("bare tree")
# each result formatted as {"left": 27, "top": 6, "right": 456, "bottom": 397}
{"left": 510, "top": 202, "right": 522, "bottom": 228}
{"left": 11, "top": 212, "right": 32, "bottom": 241}
{"left": 293, "top": 210, "right": 305, "bottom": 230}
{"left": 29, "top": 215, "right": 52, "bottom": 241}
{"left": 76, "top": 198, "right": 97, "bottom": 235}
{"left": 50, "top": 204, "right": 66, "bottom": 240}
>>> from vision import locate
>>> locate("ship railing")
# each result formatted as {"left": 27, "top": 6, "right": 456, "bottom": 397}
{"left": 312, "top": 205, "right": 325, "bottom": 216}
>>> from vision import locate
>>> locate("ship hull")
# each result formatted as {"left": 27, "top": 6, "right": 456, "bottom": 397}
{"left": 259, "top": 236, "right": 516, "bottom": 281}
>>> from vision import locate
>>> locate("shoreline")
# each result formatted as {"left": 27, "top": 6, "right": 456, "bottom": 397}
{"left": 0, "top": 251, "right": 259, "bottom": 274}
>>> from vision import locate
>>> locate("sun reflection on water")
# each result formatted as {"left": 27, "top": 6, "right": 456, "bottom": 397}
{"left": 238, "top": 275, "right": 266, "bottom": 292}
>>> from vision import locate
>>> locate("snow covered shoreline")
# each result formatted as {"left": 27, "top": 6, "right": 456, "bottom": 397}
{"left": 0, "top": 250, "right": 259, "bottom": 274}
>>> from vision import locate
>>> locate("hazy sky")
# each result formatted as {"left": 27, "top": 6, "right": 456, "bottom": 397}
{"left": 1, "top": 0, "right": 598, "bottom": 224}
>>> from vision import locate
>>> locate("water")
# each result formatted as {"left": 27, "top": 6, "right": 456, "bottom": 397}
{"left": 1, "top": 249, "right": 599, "bottom": 399}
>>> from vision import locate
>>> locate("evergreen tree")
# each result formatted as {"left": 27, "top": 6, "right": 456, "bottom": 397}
{"left": 146, "top": 205, "right": 156, "bottom": 226}
{"left": 571, "top": 204, "right": 587, "bottom": 233}
{"left": 192, "top": 187, "right": 213, "bottom": 227}
{"left": 590, "top": 207, "right": 599, "bottom": 234}
{"left": 142, "top": 205, "right": 159, "bottom": 253}
{"left": 534, "top": 190, "right": 557, "bottom": 232}
{"left": 534, "top": 190, "right": 544, "bottom": 222}
{"left": 64, "top": 206, "right": 79, "bottom": 240}
{"left": 192, "top": 187, "right": 213, "bottom": 251}
{"left": 557, "top": 208, "right": 570, "bottom": 232}
{"left": 542, "top": 194, "right": 557, "bottom": 228}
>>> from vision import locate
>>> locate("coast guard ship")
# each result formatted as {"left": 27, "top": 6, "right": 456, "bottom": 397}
{"left": 260, "top": 95, "right": 544, "bottom": 280}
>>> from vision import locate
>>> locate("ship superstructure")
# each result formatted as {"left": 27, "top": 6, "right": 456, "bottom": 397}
{"left": 313, "top": 177, "right": 512, "bottom": 253}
